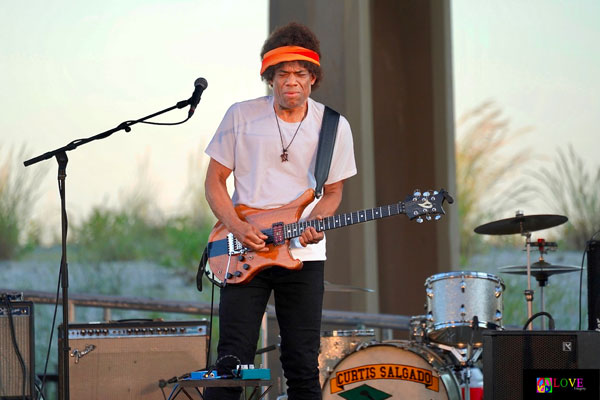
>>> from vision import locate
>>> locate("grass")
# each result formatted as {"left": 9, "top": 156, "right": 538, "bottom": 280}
{"left": 531, "top": 144, "right": 600, "bottom": 249}
{"left": 455, "top": 102, "right": 534, "bottom": 264}
{"left": 71, "top": 154, "right": 215, "bottom": 271}
{"left": 0, "top": 145, "right": 46, "bottom": 259}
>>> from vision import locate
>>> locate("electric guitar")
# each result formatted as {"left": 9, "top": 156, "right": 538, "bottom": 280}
{"left": 205, "top": 188, "right": 453, "bottom": 286}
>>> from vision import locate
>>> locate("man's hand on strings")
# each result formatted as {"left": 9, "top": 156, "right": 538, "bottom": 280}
{"left": 299, "top": 215, "right": 325, "bottom": 247}
{"left": 230, "top": 221, "right": 269, "bottom": 252}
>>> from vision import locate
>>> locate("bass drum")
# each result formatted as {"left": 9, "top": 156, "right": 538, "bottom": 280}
{"left": 322, "top": 341, "right": 461, "bottom": 400}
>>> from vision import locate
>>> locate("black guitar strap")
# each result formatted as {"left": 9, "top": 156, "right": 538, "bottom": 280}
{"left": 314, "top": 106, "right": 340, "bottom": 198}
{"left": 196, "top": 247, "right": 208, "bottom": 292}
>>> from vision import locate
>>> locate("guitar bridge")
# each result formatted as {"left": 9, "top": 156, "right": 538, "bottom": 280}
{"left": 227, "top": 233, "right": 246, "bottom": 256}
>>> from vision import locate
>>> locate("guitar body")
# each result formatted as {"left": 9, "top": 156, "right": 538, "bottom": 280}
{"left": 206, "top": 189, "right": 315, "bottom": 285}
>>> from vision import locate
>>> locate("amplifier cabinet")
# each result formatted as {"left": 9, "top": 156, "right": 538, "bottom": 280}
{"left": 588, "top": 240, "right": 600, "bottom": 330}
{"left": 483, "top": 330, "right": 600, "bottom": 400}
{"left": 0, "top": 301, "right": 34, "bottom": 400}
{"left": 59, "top": 320, "right": 208, "bottom": 400}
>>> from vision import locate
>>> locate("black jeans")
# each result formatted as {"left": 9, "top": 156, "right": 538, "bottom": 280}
{"left": 204, "top": 261, "right": 324, "bottom": 400}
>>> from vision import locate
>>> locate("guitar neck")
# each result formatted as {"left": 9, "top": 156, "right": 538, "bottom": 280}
{"left": 283, "top": 202, "right": 405, "bottom": 240}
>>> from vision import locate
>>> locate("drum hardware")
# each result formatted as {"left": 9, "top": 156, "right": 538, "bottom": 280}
{"left": 500, "top": 260, "right": 580, "bottom": 329}
{"left": 409, "top": 315, "right": 430, "bottom": 343}
{"left": 324, "top": 281, "right": 375, "bottom": 293}
{"left": 474, "top": 211, "right": 568, "bottom": 330}
{"left": 464, "top": 316, "right": 481, "bottom": 400}
{"left": 428, "top": 317, "right": 484, "bottom": 400}
{"left": 429, "top": 342, "right": 483, "bottom": 368}
{"left": 498, "top": 236, "right": 580, "bottom": 330}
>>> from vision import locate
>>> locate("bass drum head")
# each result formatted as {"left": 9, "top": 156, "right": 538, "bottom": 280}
{"left": 322, "top": 341, "right": 461, "bottom": 400}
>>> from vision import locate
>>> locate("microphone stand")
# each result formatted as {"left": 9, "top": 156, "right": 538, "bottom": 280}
{"left": 24, "top": 97, "right": 193, "bottom": 400}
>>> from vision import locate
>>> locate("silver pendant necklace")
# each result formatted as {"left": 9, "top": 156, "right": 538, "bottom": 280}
{"left": 274, "top": 108, "right": 304, "bottom": 162}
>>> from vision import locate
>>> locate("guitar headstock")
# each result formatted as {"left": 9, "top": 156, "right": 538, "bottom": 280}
{"left": 402, "top": 188, "right": 454, "bottom": 223}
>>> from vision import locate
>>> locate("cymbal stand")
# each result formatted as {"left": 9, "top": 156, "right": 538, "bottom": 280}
{"left": 530, "top": 239, "right": 556, "bottom": 330}
{"left": 520, "top": 217, "right": 534, "bottom": 330}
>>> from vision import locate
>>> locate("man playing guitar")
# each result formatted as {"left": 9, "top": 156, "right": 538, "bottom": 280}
{"left": 203, "top": 22, "right": 357, "bottom": 399}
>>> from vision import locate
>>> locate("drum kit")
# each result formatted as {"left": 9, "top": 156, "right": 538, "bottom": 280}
{"left": 315, "top": 211, "right": 580, "bottom": 400}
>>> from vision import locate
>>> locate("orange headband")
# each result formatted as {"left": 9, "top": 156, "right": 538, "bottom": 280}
{"left": 260, "top": 45, "right": 320, "bottom": 75}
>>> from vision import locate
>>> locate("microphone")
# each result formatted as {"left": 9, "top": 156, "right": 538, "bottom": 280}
{"left": 188, "top": 77, "right": 208, "bottom": 118}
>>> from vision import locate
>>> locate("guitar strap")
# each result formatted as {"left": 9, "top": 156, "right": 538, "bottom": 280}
{"left": 314, "top": 105, "right": 341, "bottom": 198}
{"left": 197, "top": 105, "right": 341, "bottom": 291}
{"left": 197, "top": 247, "right": 208, "bottom": 291}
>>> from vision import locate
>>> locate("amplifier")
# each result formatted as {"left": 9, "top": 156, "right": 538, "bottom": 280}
{"left": 588, "top": 240, "right": 600, "bottom": 330}
{"left": 483, "top": 330, "right": 600, "bottom": 400}
{"left": 58, "top": 320, "right": 208, "bottom": 400}
{"left": 0, "top": 300, "right": 34, "bottom": 400}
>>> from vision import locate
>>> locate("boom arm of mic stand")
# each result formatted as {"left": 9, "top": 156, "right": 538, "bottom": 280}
{"left": 24, "top": 99, "right": 190, "bottom": 167}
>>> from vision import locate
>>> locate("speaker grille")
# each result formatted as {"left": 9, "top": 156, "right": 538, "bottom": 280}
{"left": 60, "top": 321, "right": 207, "bottom": 400}
{"left": 483, "top": 331, "right": 583, "bottom": 400}
{"left": 588, "top": 240, "right": 600, "bottom": 330}
{"left": 0, "top": 302, "right": 34, "bottom": 399}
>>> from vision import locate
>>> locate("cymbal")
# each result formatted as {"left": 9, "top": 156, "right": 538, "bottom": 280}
{"left": 474, "top": 214, "right": 568, "bottom": 235}
{"left": 499, "top": 261, "right": 581, "bottom": 282}
{"left": 324, "top": 281, "right": 375, "bottom": 293}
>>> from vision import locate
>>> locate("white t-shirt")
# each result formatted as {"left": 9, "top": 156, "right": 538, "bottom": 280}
{"left": 205, "top": 95, "right": 357, "bottom": 261}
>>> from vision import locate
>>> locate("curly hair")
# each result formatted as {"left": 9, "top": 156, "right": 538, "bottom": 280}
{"left": 260, "top": 22, "right": 323, "bottom": 90}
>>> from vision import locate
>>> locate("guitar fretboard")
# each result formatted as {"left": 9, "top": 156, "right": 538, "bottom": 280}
{"left": 283, "top": 203, "right": 405, "bottom": 240}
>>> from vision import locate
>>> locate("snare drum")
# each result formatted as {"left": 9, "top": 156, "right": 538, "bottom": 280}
{"left": 425, "top": 271, "right": 504, "bottom": 346}
{"left": 319, "top": 329, "right": 375, "bottom": 387}
{"left": 322, "top": 341, "right": 461, "bottom": 399}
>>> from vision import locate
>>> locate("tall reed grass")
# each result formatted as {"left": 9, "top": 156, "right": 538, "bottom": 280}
{"left": 0, "top": 145, "right": 45, "bottom": 259}
{"left": 532, "top": 144, "right": 600, "bottom": 249}
{"left": 455, "top": 102, "right": 533, "bottom": 264}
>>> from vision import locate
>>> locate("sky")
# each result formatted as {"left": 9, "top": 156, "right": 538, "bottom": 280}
{"left": 1, "top": 0, "right": 599, "bottom": 239}
{"left": 451, "top": 0, "right": 600, "bottom": 212}
{"left": 0, "top": 1, "right": 268, "bottom": 234}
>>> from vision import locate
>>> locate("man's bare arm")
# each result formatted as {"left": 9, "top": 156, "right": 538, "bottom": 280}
{"left": 204, "top": 158, "right": 267, "bottom": 251}
{"left": 299, "top": 180, "right": 344, "bottom": 247}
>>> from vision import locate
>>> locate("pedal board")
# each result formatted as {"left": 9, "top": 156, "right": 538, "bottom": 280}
{"left": 189, "top": 368, "right": 270, "bottom": 380}
{"left": 238, "top": 368, "right": 270, "bottom": 380}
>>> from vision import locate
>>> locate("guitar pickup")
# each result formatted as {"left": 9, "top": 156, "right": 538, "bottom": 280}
{"left": 272, "top": 222, "right": 285, "bottom": 246}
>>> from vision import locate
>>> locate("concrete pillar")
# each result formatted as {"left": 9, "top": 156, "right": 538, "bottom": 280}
{"left": 269, "top": 0, "right": 458, "bottom": 319}
{"left": 370, "top": 0, "right": 458, "bottom": 317}
{"left": 270, "top": 0, "right": 380, "bottom": 315}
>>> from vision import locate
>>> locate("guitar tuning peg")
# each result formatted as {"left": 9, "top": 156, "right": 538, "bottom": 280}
{"left": 423, "top": 191, "right": 430, "bottom": 197}
{"left": 426, "top": 215, "right": 432, "bottom": 221}
{"left": 416, "top": 217, "right": 424, "bottom": 224}
{"left": 413, "top": 189, "right": 421, "bottom": 197}
{"left": 433, "top": 190, "right": 439, "bottom": 195}
{"left": 435, "top": 215, "right": 442, "bottom": 221}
